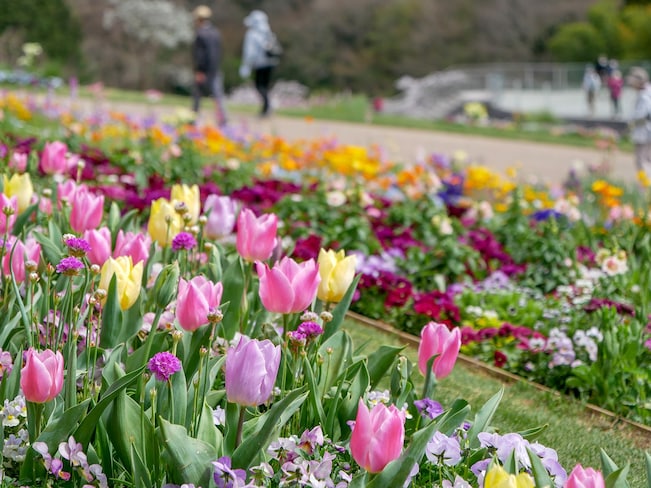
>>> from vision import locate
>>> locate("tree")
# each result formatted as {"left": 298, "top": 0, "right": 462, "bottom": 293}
{"left": 547, "top": 22, "right": 606, "bottom": 61}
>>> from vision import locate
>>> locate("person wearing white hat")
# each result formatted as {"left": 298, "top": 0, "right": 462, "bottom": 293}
{"left": 627, "top": 66, "right": 651, "bottom": 173}
{"left": 191, "top": 5, "right": 228, "bottom": 127}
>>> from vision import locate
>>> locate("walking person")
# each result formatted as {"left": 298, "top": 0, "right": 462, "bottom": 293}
{"left": 239, "top": 10, "right": 281, "bottom": 117}
{"left": 582, "top": 65, "right": 601, "bottom": 117}
{"left": 191, "top": 5, "right": 228, "bottom": 127}
{"left": 607, "top": 70, "right": 623, "bottom": 118}
{"left": 626, "top": 67, "right": 651, "bottom": 174}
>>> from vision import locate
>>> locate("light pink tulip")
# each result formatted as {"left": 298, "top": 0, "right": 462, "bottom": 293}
{"left": 350, "top": 399, "right": 405, "bottom": 473}
{"left": 40, "top": 141, "right": 69, "bottom": 175}
{"left": 225, "top": 337, "right": 281, "bottom": 406}
{"left": 236, "top": 208, "right": 277, "bottom": 262}
{"left": 83, "top": 227, "right": 112, "bottom": 266}
{"left": 175, "top": 276, "right": 223, "bottom": 331}
{"left": 204, "top": 195, "right": 238, "bottom": 240}
{"left": 0, "top": 194, "right": 18, "bottom": 234}
{"left": 114, "top": 230, "right": 151, "bottom": 265}
{"left": 256, "top": 257, "right": 320, "bottom": 314}
{"left": 565, "top": 465, "right": 605, "bottom": 488}
{"left": 69, "top": 189, "right": 104, "bottom": 233}
{"left": 8, "top": 152, "right": 27, "bottom": 172}
{"left": 417, "top": 322, "right": 461, "bottom": 379}
{"left": 2, "top": 237, "right": 41, "bottom": 283}
{"left": 57, "top": 180, "right": 87, "bottom": 208}
{"left": 20, "top": 348, "right": 64, "bottom": 403}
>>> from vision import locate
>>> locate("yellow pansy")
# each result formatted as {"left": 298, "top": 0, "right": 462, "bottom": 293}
{"left": 99, "top": 256, "right": 143, "bottom": 310}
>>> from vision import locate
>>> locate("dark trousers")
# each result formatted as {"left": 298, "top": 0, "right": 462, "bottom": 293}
{"left": 254, "top": 66, "right": 274, "bottom": 115}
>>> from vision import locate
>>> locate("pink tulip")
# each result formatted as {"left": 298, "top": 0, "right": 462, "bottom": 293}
{"left": 256, "top": 257, "right": 320, "bottom": 314}
{"left": 565, "top": 465, "right": 605, "bottom": 488}
{"left": 204, "top": 195, "right": 238, "bottom": 240}
{"left": 2, "top": 237, "right": 41, "bottom": 283}
{"left": 114, "top": 230, "right": 151, "bottom": 265}
{"left": 20, "top": 348, "right": 64, "bottom": 403}
{"left": 235, "top": 208, "right": 277, "bottom": 262}
{"left": 69, "top": 189, "right": 104, "bottom": 233}
{"left": 40, "top": 141, "right": 69, "bottom": 175}
{"left": 57, "top": 180, "right": 87, "bottom": 208}
{"left": 83, "top": 227, "right": 112, "bottom": 266}
{"left": 417, "top": 322, "right": 461, "bottom": 380}
{"left": 8, "top": 152, "right": 27, "bottom": 172}
{"left": 175, "top": 276, "right": 223, "bottom": 331}
{"left": 0, "top": 194, "right": 18, "bottom": 234}
{"left": 225, "top": 337, "right": 280, "bottom": 406}
{"left": 350, "top": 399, "right": 405, "bottom": 473}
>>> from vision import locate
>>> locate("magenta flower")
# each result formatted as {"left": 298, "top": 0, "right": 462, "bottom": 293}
{"left": 350, "top": 399, "right": 405, "bottom": 473}
{"left": 204, "top": 195, "right": 238, "bottom": 240}
{"left": 64, "top": 236, "right": 91, "bottom": 258}
{"left": 171, "top": 232, "right": 197, "bottom": 251}
{"left": 225, "top": 337, "right": 281, "bottom": 406}
{"left": 235, "top": 208, "right": 277, "bottom": 262}
{"left": 40, "top": 141, "right": 70, "bottom": 175}
{"left": 175, "top": 276, "right": 223, "bottom": 331}
{"left": 417, "top": 322, "right": 461, "bottom": 380}
{"left": 83, "top": 227, "right": 112, "bottom": 266}
{"left": 20, "top": 348, "right": 64, "bottom": 403}
{"left": 566, "top": 465, "right": 605, "bottom": 488}
{"left": 69, "top": 189, "right": 104, "bottom": 233}
{"left": 56, "top": 256, "right": 84, "bottom": 276}
{"left": 0, "top": 194, "right": 18, "bottom": 234}
{"left": 148, "top": 352, "right": 182, "bottom": 381}
{"left": 256, "top": 257, "right": 320, "bottom": 314}
{"left": 113, "top": 230, "right": 150, "bottom": 265}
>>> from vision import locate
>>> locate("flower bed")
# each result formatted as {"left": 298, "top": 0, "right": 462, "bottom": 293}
{"left": 0, "top": 91, "right": 649, "bottom": 486}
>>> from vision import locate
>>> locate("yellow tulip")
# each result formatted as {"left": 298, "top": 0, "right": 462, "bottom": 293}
{"left": 317, "top": 249, "right": 357, "bottom": 303}
{"left": 484, "top": 464, "right": 535, "bottom": 488}
{"left": 3, "top": 173, "right": 33, "bottom": 213}
{"left": 171, "top": 183, "right": 200, "bottom": 224}
{"left": 147, "top": 198, "right": 182, "bottom": 247}
{"left": 99, "top": 256, "right": 143, "bottom": 310}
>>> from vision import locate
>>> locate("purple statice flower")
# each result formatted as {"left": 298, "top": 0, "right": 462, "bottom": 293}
{"left": 212, "top": 456, "right": 248, "bottom": 488}
{"left": 64, "top": 236, "right": 91, "bottom": 258}
{"left": 148, "top": 352, "right": 182, "bottom": 382}
{"left": 0, "top": 350, "right": 13, "bottom": 380}
{"left": 414, "top": 398, "right": 443, "bottom": 419}
{"left": 296, "top": 321, "right": 323, "bottom": 339}
{"left": 56, "top": 256, "right": 84, "bottom": 276}
{"left": 426, "top": 431, "right": 462, "bottom": 466}
{"left": 172, "top": 232, "right": 197, "bottom": 251}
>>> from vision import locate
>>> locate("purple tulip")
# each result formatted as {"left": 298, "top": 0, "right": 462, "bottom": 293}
{"left": 225, "top": 337, "right": 280, "bottom": 406}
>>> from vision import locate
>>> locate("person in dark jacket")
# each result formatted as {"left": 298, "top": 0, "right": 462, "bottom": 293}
{"left": 192, "top": 5, "right": 228, "bottom": 127}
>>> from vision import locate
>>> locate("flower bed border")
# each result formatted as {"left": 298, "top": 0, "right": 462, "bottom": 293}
{"left": 345, "top": 311, "right": 651, "bottom": 436}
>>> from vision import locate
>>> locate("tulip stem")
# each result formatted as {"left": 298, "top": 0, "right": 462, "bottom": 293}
{"left": 26, "top": 401, "right": 43, "bottom": 443}
{"left": 235, "top": 406, "right": 245, "bottom": 448}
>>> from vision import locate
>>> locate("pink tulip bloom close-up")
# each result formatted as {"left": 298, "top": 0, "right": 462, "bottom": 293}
{"left": 2, "top": 237, "right": 41, "bottom": 283}
{"left": 417, "top": 321, "right": 461, "bottom": 380}
{"left": 20, "top": 348, "right": 64, "bottom": 403}
{"left": 114, "top": 230, "right": 151, "bottom": 265}
{"left": 39, "top": 141, "right": 70, "bottom": 176}
{"left": 565, "top": 465, "right": 605, "bottom": 488}
{"left": 225, "top": 336, "right": 281, "bottom": 407}
{"left": 256, "top": 256, "right": 320, "bottom": 314}
{"left": 350, "top": 399, "right": 405, "bottom": 473}
{"left": 235, "top": 208, "right": 277, "bottom": 262}
{"left": 69, "top": 189, "right": 104, "bottom": 233}
{"left": 175, "top": 275, "right": 223, "bottom": 331}
{"left": 84, "top": 227, "right": 112, "bottom": 266}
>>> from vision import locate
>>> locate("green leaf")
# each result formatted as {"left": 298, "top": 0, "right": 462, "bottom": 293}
{"left": 303, "top": 356, "right": 326, "bottom": 427}
{"left": 366, "top": 345, "right": 404, "bottom": 389}
{"left": 322, "top": 274, "right": 361, "bottom": 341}
{"left": 466, "top": 387, "right": 504, "bottom": 449}
{"left": 232, "top": 387, "right": 308, "bottom": 469}
{"left": 130, "top": 442, "right": 152, "bottom": 488}
{"left": 644, "top": 452, "right": 651, "bottom": 488}
{"left": 601, "top": 448, "right": 621, "bottom": 479}
{"left": 318, "top": 330, "right": 353, "bottom": 393}
{"left": 219, "top": 257, "right": 245, "bottom": 340}
{"left": 196, "top": 402, "right": 223, "bottom": 450}
{"left": 605, "top": 465, "right": 630, "bottom": 488}
{"left": 12, "top": 201, "right": 38, "bottom": 236}
{"left": 518, "top": 424, "right": 548, "bottom": 441}
{"left": 432, "top": 398, "right": 470, "bottom": 436}
{"left": 504, "top": 448, "right": 518, "bottom": 475}
{"left": 159, "top": 417, "right": 218, "bottom": 487}
{"left": 36, "top": 399, "right": 91, "bottom": 451}
{"left": 527, "top": 447, "right": 554, "bottom": 488}
{"left": 99, "top": 274, "right": 121, "bottom": 349}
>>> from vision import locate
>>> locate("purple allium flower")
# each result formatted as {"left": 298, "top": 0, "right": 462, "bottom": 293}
{"left": 56, "top": 256, "right": 84, "bottom": 276}
{"left": 414, "top": 398, "right": 444, "bottom": 419}
{"left": 64, "top": 236, "right": 91, "bottom": 257}
{"left": 212, "top": 456, "right": 247, "bottom": 488}
{"left": 148, "top": 352, "right": 182, "bottom": 382}
{"left": 296, "top": 321, "right": 323, "bottom": 339}
{"left": 172, "top": 232, "right": 197, "bottom": 251}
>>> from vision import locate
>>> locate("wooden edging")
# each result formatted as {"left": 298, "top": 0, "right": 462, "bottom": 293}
{"left": 345, "top": 311, "right": 651, "bottom": 436}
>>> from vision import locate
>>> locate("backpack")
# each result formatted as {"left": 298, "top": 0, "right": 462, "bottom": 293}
{"left": 263, "top": 32, "right": 283, "bottom": 59}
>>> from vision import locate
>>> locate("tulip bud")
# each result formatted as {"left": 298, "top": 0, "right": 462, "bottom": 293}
{"left": 565, "top": 465, "right": 605, "bottom": 488}
{"left": 151, "top": 262, "right": 180, "bottom": 309}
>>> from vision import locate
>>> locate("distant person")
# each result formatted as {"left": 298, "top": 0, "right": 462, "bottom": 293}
{"left": 595, "top": 55, "right": 610, "bottom": 82}
{"left": 607, "top": 70, "right": 623, "bottom": 118}
{"left": 582, "top": 66, "right": 601, "bottom": 117}
{"left": 239, "top": 10, "right": 282, "bottom": 117}
{"left": 191, "top": 5, "right": 228, "bottom": 127}
{"left": 626, "top": 67, "right": 651, "bottom": 173}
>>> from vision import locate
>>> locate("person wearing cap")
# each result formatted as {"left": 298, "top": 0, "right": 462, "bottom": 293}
{"left": 627, "top": 66, "right": 651, "bottom": 173}
{"left": 191, "top": 5, "right": 228, "bottom": 127}
{"left": 239, "top": 10, "right": 280, "bottom": 117}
